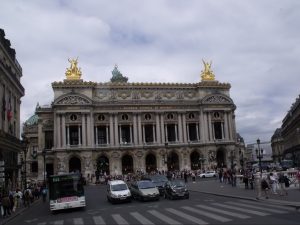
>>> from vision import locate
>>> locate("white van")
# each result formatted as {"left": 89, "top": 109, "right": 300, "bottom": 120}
{"left": 107, "top": 180, "right": 132, "bottom": 203}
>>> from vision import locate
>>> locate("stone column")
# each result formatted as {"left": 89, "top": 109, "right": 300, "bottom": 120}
{"left": 208, "top": 112, "right": 213, "bottom": 141}
{"left": 182, "top": 113, "right": 187, "bottom": 143}
{"left": 86, "top": 114, "right": 92, "bottom": 146}
{"left": 56, "top": 114, "right": 61, "bottom": 148}
{"left": 62, "top": 114, "right": 66, "bottom": 148}
{"left": 156, "top": 113, "right": 161, "bottom": 144}
{"left": 106, "top": 126, "right": 109, "bottom": 144}
{"left": 67, "top": 125, "right": 70, "bottom": 146}
{"left": 81, "top": 114, "right": 86, "bottom": 146}
{"left": 228, "top": 112, "right": 233, "bottom": 141}
{"left": 199, "top": 110, "right": 205, "bottom": 141}
{"left": 90, "top": 112, "right": 95, "bottom": 147}
{"left": 178, "top": 113, "right": 183, "bottom": 142}
{"left": 78, "top": 125, "right": 81, "bottom": 146}
{"left": 114, "top": 114, "right": 119, "bottom": 146}
{"left": 175, "top": 124, "right": 178, "bottom": 142}
{"left": 142, "top": 125, "right": 145, "bottom": 144}
{"left": 109, "top": 113, "right": 114, "bottom": 146}
{"left": 152, "top": 125, "right": 156, "bottom": 143}
{"left": 130, "top": 125, "right": 133, "bottom": 144}
{"left": 133, "top": 113, "right": 138, "bottom": 145}
{"left": 95, "top": 126, "right": 98, "bottom": 146}
{"left": 138, "top": 114, "right": 142, "bottom": 145}
{"left": 160, "top": 114, "right": 165, "bottom": 143}
{"left": 224, "top": 112, "right": 229, "bottom": 140}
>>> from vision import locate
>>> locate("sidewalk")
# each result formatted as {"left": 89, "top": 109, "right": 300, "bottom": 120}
{"left": 1, "top": 198, "right": 41, "bottom": 225}
{"left": 187, "top": 178, "right": 300, "bottom": 209}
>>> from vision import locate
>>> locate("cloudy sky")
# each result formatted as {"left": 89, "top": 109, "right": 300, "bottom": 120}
{"left": 1, "top": 0, "right": 300, "bottom": 144}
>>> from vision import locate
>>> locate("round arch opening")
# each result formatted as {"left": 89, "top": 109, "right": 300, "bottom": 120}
{"left": 69, "top": 156, "right": 81, "bottom": 173}
{"left": 167, "top": 152, "right": 179, "bottom": 171}
{"left": 96, "top": 155, "right": 109, "bottom": 176}
{"left": 122, "top": 155, "right": 133, "bottom": 174}
{"left": 190, "top": 151, "right": 201, "bottom": 170}
{"left": 216, "top": 149, "right": 225, "bottom": 168}
{"left": 145, "top": 154, "right": 157, "bottom": 173}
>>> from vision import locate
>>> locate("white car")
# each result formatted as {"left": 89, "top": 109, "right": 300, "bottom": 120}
{"left": 198, "top": 171, "right": 217, "bottom": 178}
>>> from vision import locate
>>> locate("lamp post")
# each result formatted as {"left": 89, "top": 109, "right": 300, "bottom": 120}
{"left": 42, "top": 149, "right": 46, "bottom": 186}
{"left": 229, "top": 151, "right": 235, "bottom": 170}
{"left": 21, "top": 134, "right": 29, "bottom": 190}
{"left": 256, "top": 138, "right": 264, "bottom": 175}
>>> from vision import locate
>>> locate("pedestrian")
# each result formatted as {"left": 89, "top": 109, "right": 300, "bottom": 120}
{"left": 261, "top": 177, "right": 270, "bottom": 199}
{"left": 184, "top": 171, "right": 188, "bottom": 183}
{"left": 278, "top": 172, "right": 288, "bottom": 196}
{"left": 2, "top": 192, "right": 11, "bottom": 218}
{"left": 42, "top": 186, "right": 47, "bottom": 203}
{"left": 269, "top": 172, "right": 278, "bottom": 194}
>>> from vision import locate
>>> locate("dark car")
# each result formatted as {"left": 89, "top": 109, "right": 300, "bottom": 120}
{"left": 141, "top": 175, "right": 168, "bottom": 196}
{"left": 129, "top": 180, "right": 160, "bottom": 201}
{"left": 164, "top": 179, "right": 189, "bottom": 200}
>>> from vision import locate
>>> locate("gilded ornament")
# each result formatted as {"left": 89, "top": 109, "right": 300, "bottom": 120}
{"left": 65, "top": 58, "right": 82, "bottom": 80}
{"left": 201, "top": 60, "right": 215, "bottom": 81}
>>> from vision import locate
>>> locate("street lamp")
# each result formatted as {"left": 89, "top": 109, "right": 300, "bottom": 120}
{"left": 21, "top": 134, "right": 29, "bottom": 190}
{"left": 256, "top": 138, "right": 264, "bottom": 175}
{"left": 42, "top": 149, "right": 47, "bottom": 186}
{"left": 229, "top": 151, "right": 235, "bottom": 170}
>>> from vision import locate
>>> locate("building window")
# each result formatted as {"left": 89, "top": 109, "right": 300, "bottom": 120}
{"left": 70, "top": 114, "right": 77, "bottom": 121}
{"left": 121, "top": 125, "right": 131, "bottom": 143}
{"left": 145, "top": 113, "right": 152, "bottom": 120}
{"left": 31, "top": 161, "right": 38, "bottom": 173}
{"left": 214, "top": 122, "right": 223, "bottom": 139}
{"left": 45, "top": 131, "right": 53, "bottom": 149}
{"left": 213, "top": 112, "right": 220, "bottom": 119}
{"left": 167, "top": 113, "right": 174, "bottom": 120}
{"left": 188, "top": 123, "right": 198, "bottom": 141}
{"left": 69, "top": 125, "right": 80, "bottom": 145}
{"left": 166, "top": 124, "right": 176, "bottom": 142}
{"left": 188, "top": 113, "right": 195, "bottom": 119}
{"left": 96, "top": 126, "right": 108, "bottom": 144}
{"left": 144, "top": 124, "right": 154, "bottom": 142}
{"left": 121, "top": 114, "right": 129, "bottom": 121}
{"left": 98, "top": 114, "right": 105, "bottom": 121}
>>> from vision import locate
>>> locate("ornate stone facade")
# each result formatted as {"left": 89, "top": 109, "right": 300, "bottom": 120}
{"left": 24, "top": 62, "right": 242, "bottom": 181}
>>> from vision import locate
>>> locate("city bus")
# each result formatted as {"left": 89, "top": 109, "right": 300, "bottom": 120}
{"left": 49, "top": 173, "right": 86, "bottom": 211}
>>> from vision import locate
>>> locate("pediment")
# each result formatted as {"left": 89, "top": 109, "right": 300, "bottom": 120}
{"left": 202, "top": 94, "right": 232, "bottom": 104}
{"left": 54, "top": 94, "right": 92, "bottom": 105}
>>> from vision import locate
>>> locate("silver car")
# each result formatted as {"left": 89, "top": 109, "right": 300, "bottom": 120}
{"left": 130, "top": 180, "right": 160, "bottom": 201}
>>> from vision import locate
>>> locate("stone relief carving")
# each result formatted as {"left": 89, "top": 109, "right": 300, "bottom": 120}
{"left": 176, "top": 91, "right": 184, "bottom": 100}
{"left": 112, "top": 151, "right": 120, "bottom": 158}
{"left": 184, "top": 91, "right": 196, "bottom": 99}
{"left": 135, "top": 151, "right": 143, "bottom": 158}
{"left": 109, "top": 91, "right": 117, "bottom": 100}
{"left": 118, "top": 91, "right": 131, "bottom": 99}
{"left": 132, "top": 91, "right": 140, "bottom": 100}
{"left": 205, "top": 95, "right": 231, "bottom": 103}
{"left": 56, "top": 95, "right": 90, "bottom": 105}
{"left": 164, "top": 91, "right": 175, "bottom": 99}
{"left": 83, "top": 155, "right": 92, "bottom": 170}
{"left": 57, "top": 157, "right": 66, "bottom": 172}
{"left": 141, "top": 91, "right": 153, "bottom": 99}
{"left": 208, "top": 150, "right": 216, "bottom": 162}
{"left": 97, "top": 91, "right": 107, "bottom": 99}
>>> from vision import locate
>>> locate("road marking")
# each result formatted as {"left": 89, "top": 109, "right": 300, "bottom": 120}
{"left": 37, "top": 223, "right": 46, "bottom": 225}
{"left": 226, "top": 201, "right": 288, "bottom": 214}
{"left": 196, "top": 204, "right": 250, "bottom": 219}
{"left": 239, "top": 200, "right": 296, "bottom": 211}
{"left": 211, "top": 203, "right": 270, "bottom": 216}
{"left": 130, "top": 212, "right": 154, "bottom": 225}
{"left": 165, "top": 208, "right": 208, "bottom": 225}
{"left": 148, "top": 210, "right": 182, "bottom": 225}
{"left": 93, "top": 216, "right": 106, "bottom": 225}
{"left": 73, "top": 218, "right": 84, "bottom": 225}
{"left": 112, "top": 214, "right": 129, "bottom": 225}
{"left": 182, "top": 206, "right": 232, "bottom": 222}
{"left": 53, "top": 220, "right": 64, "bottom": 225}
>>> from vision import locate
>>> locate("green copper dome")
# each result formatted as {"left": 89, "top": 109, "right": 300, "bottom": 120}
{"left": 25, "top": 114, "right": 38, "bottom": 126}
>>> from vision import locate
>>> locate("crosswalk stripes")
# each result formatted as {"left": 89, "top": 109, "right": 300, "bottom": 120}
{"left": 73, "top": 218, "right": 84, "bottom": 225}
{"left": 238, "top": 199, "right": 296, "bottom": 211}
{"left": 211, "top": 203, "right": 270, "bottom": 216}
{"left": 148, "top": 210, "right": 182, "bottom": 225}
{"left": 111, "top": 214, "right": 129, "bottom": 225}
{"left": 33, "top": 200, "right": 295, "bottom": 225}
{"left": 182, "top": 206, "right": 232, "bottom": 223}
{"left": 92, "top": 216, "right": 106, "bottom": 225}
{"left": 225, "top": 201, "right": 289, "bottom": 214}
{"left": 165, "top": 208, "right": 208, "bottom": 225}
{"left": 130, "top": 212, "right": 154, "bottom": 225}
{"left": 196, "top": 204, "right": 251, "bottom": 219}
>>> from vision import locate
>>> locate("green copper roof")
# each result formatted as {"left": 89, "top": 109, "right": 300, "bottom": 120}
{"left": 25, "top": 114, "right": 38, "bottom": 126}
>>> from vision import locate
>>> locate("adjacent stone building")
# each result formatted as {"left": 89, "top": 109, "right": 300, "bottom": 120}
{"left": 23, "top": 59, "right": 243, "bottom": 181}
{"left": 0, "top": 29, "right": 25, "bottom": 189}
{"left": 272, "top": 95, "right": 300, "bottom": 167}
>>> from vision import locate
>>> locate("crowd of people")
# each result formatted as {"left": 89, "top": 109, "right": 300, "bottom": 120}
{"left": 0, "top": 182, "right": 47, "bottom": 218}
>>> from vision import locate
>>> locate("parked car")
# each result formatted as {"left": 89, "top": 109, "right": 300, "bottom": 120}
{"left": 106, "top": 180, "right": 131, "bottom": 203}
{"left": 129, "top": 180, "right": 160, "bottom": 201}
{"left": 164, "top": 179, "right": 189, "bottom": 200}
{"left": 198, "top": 171, "right": 217, "bottom": 178}
{"left": 141, "top": 175, "right": 168, "bottom": 195}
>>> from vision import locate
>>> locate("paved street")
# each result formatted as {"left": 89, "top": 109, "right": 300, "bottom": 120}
{"left": 3, "top": 179, "right": 300, "bottom": 225}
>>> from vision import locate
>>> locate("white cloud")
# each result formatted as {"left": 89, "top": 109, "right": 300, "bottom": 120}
{"left": 1, "top": 0, "right": 300, "bottom": 143}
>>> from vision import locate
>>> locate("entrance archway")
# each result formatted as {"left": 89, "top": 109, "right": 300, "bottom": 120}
{"left": 96, "top": 156, "right": 109, "bottom": 176}
{"left": 190, "top": 151, "right": 200, "bottom": 170}
{"left": 145, "top": 154, "right": 157, "bottom": 173}
{"left": 167, "top": 152, "right": 179, "bottom": 171}
{"left": 216, "top": 149, "right": 225, "bottom": 168}
{"left": 69, "top": 156, "right": 81, "bottom": 173}
{"left": 122, "top": 155, "right": 133, "bottom": 174}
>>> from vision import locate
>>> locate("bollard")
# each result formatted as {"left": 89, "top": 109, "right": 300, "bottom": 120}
{"left": 254, "top": 172, "right": 261, "bottom": 199}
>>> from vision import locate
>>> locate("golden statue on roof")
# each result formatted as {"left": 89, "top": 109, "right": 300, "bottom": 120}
{"left": 201, "top": 59, "right": 215, "bottom": 81}
{"left": 65, "top": 57, "right": 82, "bottom": 80}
